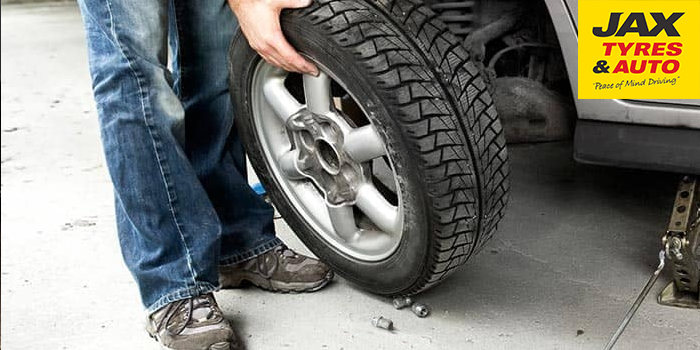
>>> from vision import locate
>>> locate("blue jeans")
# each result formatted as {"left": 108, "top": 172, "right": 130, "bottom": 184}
{"left": 77, "top": 0, "right": 281, "bottom": 313}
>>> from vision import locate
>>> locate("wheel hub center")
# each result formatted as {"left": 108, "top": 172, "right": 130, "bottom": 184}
{"left": 287, "top": 110, "right": 364, "bottom": 206}
{"left": 315, "top": 139, "right": 341, "bottom": 175}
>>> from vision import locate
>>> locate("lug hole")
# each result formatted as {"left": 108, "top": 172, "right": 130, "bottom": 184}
{"left": 300, "top": 130, "right": 315, "bottom": 148}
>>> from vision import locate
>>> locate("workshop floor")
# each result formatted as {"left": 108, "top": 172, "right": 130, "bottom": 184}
{"left": 1, "top": 3, "right": 698, "bottom": 350}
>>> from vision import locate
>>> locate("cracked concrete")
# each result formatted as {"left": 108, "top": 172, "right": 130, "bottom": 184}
{"left": 494, "top": 237, "right": 636, "bottom": 305}
{"left": 1, "top": 2, "right": 699, "bottom": 350}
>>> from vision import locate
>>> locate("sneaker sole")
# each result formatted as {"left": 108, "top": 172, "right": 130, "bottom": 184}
{"left": 149, "top": 333, "right": 237, "bottom": 350}
{"left": 221, "top": 270, "right": 334, "bottom": 293}
{"left": 159, "top": 342, "right": 232, "bottom": 350}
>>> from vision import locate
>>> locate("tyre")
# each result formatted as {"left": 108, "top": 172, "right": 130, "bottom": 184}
{"left": 229, "top": 0, "right": 509, "bottom": 295}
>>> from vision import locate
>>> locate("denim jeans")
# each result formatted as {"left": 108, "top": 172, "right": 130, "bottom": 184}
{"left": 77, "top": 0, "right": 281, "bottom": 313}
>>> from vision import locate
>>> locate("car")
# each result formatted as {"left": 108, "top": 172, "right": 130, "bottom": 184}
{"left": 228, "top": 0, "right": 700, "bottom": 295}
{"left": 538, "top": 0, "right": 699, "bottom": 174}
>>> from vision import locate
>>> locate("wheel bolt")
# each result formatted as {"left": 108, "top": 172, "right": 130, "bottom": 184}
{"left": 411, "top": 303, "right": 430, "bottom": 318}
{"left": 392, "top": 296, "right": 413, "bottom": 309}
{"left": 371, "top": 316, "right": 393, "bottom": 330}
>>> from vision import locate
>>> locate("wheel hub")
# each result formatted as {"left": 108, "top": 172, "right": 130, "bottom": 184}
{"left": 250, "top": 61, "right": 404, "bottom": 261}
{"left": 287, "top": 110, "right": 365, "bottom": 206}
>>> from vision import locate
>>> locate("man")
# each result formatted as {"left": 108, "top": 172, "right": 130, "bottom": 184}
{"left": 76, "top": 0, "right": 331, "bottom": 349}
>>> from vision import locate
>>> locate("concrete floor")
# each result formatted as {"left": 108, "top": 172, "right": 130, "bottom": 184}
{"left": 1, "top": 3, "right": 698, "bottom": 350}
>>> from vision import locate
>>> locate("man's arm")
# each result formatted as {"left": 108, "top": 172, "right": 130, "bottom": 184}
{"left": 228, "top": 0, "right": 318, "bottom": 75}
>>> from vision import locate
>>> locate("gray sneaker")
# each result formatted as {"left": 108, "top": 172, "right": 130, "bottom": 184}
{"left": 146, "top": 294, "right": 236, "bottom": 350}
{"left": 219, "top": 245, "right": 334, "bottom": 293}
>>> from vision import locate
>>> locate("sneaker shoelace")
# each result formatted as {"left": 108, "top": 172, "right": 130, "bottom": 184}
{"left": 273, "top": 245, "right": 299, "bottom": 260}
{"left": 155, "top": 295, "right": 221, "bottom": 336}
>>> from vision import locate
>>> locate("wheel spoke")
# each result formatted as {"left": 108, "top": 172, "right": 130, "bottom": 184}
{"left": 303, "top": 72, "right": 332, "bottom": 115}
{"left": 327, "top": 204, "right": 359, "bottom": 241}
{"left": 355, "top": 184, "right": 401, "bottom": 235}
{"left": 278, "top": 149, "right": 306, "bottom": 180}
{"left": 263, "top": 77, "right": 303, "bottom": 122}
{"left": 344, "top": 125, "right": 386, "bottom": 163}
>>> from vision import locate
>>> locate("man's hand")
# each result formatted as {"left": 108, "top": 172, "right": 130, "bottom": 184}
{"left": 228, "top": 0, "right": 318, "bottom": 75}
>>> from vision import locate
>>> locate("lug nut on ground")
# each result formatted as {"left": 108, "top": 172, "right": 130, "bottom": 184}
{"left": 392, "top": 296, "right": 413, "bottom": 309}
{"left": 411, "top": 303, "right": 430, "bottom": 318}
{"left": 371, "top": 316, "right": 394, "bottom": 330}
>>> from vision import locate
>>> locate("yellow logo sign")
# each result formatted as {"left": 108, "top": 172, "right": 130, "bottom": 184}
{"left": 579, "top": 0, "right": 700, "bottom": 99}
